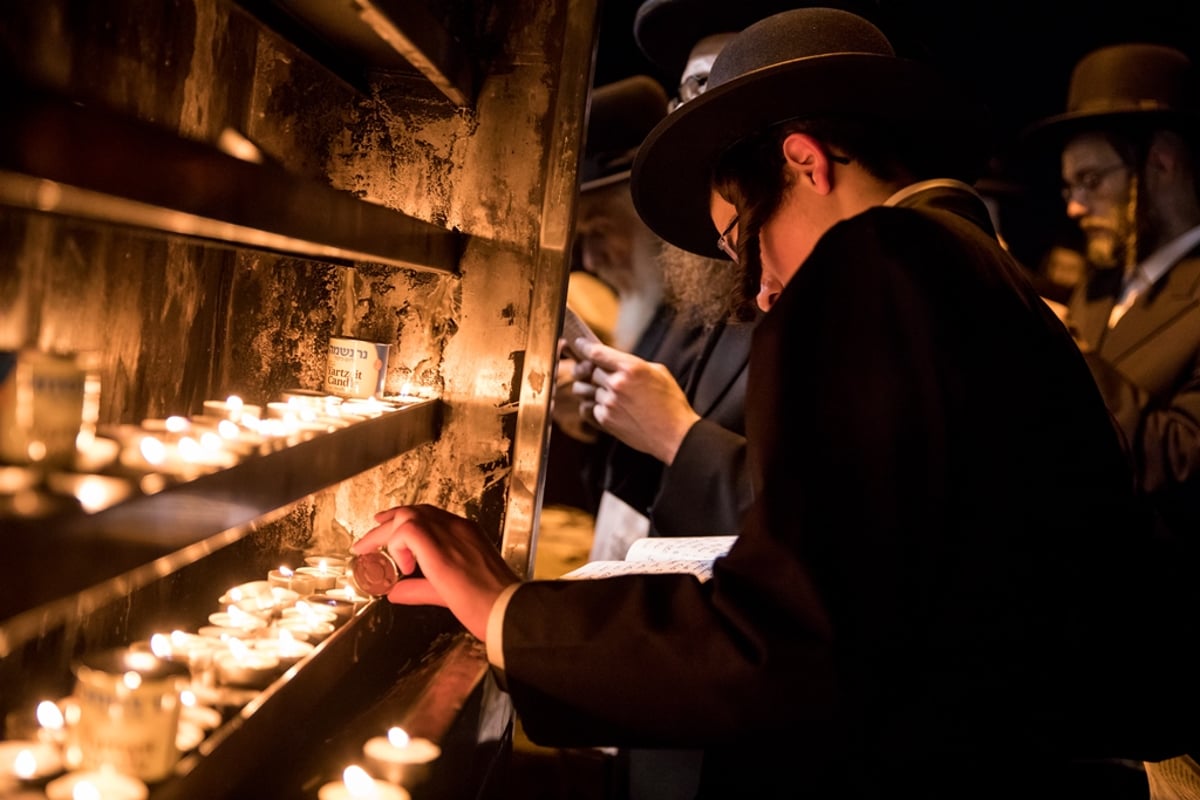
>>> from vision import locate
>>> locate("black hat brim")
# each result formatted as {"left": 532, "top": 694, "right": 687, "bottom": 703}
{"left": 631, "top": 52, "right": 990, "bottom": 259}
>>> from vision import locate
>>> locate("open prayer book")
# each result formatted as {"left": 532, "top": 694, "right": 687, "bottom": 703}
{"left": 561, "top": 535, "right": 737, "bottom": 581}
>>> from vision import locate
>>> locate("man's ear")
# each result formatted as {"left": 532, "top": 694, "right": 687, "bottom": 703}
{"left": 781, "top": 132, "right": 833, "bottom": 195}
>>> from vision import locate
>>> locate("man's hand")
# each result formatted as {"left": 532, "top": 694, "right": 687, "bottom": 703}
{"left": 552, "top": 343, "right": 600, "bottom": 442}
{"left": 351, "top": 505, "right": 520, "bottom": 641}
{"left": 570, "top": 337, "right": 701, "bottom": 464}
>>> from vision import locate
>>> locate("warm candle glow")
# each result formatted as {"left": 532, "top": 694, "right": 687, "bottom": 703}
{"left": 164, "top": 416, "right": 190, "bottom": 433}
{"left": 122, "top": 671, "right": 142, "bottom": 690}
{"left": 73, "top": 781, "right": 102, "bottom": 800}
{"left": 139, "top": 436, "right": 166, "bottom": 465}
{"left": 279, "top": 565, "right": 294, "bottom": 577}
{"left": 37, "top": 699, "right": 64, "bottom": 731}
{"left": 343, "top": 765, "right": 376, "bottom": 797}
{"left": 150, "top": 633, "right": 171, "bottom": 659}
{"left": 387, "top": 727, "right": 409, "bottom": 748}
{"left": 14, "top": 748, "right": 37, "bottom": 779}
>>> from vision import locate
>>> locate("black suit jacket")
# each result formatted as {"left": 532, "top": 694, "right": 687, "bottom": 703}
{"left": 649, "top": 315, "right": 755, "bottom": 535}
{"left": 1068, "top": 246, "right": 1200, "bottom": 537}
{"left": 503, "top": 187, "right": 1200, "bottom": 797}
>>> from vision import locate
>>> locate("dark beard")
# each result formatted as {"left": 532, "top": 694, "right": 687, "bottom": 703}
{"left": 658, "top": 242, "right": 758, "bottom": 326}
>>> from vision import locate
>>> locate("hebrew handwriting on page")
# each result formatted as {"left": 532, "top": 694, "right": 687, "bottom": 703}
{"left": 623, "top": 535, "right": 736, "bottom": 562}
{"left": 560, "top": 535, "right": 736, "bottom": 582}
{"left": 561, "top": 558, "right": 717, "bottom": 582}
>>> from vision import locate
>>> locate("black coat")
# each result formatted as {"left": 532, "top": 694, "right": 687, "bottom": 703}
{"left": 503, "top": 186, "right": 1200, "bottom": 798}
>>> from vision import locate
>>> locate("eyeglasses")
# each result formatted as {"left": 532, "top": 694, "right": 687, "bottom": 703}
{"left": 1061, "top": 162, "right": 1127, "bottom": 203}
{"left": 670, "top": 73, "right": 708, "bottom": 111}
{"left": 716, "top": 214, "right": 739, "bottom": 262}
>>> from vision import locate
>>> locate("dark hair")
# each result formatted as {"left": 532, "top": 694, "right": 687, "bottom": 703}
{"left": 709, "top": 115, "right": 925, "bottom": 309}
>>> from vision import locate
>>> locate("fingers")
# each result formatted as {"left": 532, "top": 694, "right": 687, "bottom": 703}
{"left": 574, "top": 338, "right": 629, "bottom": 371}
{"left": 386, "top": 577, "right": 442, "bottom": 606}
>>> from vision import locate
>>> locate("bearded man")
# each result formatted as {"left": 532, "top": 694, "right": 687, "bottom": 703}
{"left": 1026, "top": 43, "right": 1200, "bottom": 541}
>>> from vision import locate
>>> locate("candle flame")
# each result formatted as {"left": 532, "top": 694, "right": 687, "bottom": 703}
{"left": 178, "top": 436, "right": 201, "bottom": 462}
{"left": 150, "top": 633, "right": 172, "bottom": 658}
{"left": 122, "top": 670, "right": 143, "bottom": 690}
{"left": 387, "top": 727, "right": 410, "bottom": 748}
{"left": 36, "top": 699, "right": 64, "bottom": 731}
{"left": 14, "top": 748, "right": 37, "bottom": 779}
{"left": 318, "top": 559, "right": 329, "bottom": 573}
{"left": 279, "top": 565, "right": 294, "bottom": 577}
{"left": 342, "top": 765, "right": 376, "bottom": 797}
{"left": 218, "top": 419, "right": 240, "bottom": 439}
{"left": 181, "top": 689, "right": 197, "bottom": 707}
{"left": 139, "top": 435, "right": 166, "bottom": 465}
{"left": 226, "top": 395, "right": 243, "bottom": 410}
{"left": 165, "top": 415, "right": 190, "bottom": 433}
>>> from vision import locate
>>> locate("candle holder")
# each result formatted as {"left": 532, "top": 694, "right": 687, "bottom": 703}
{"left": 267, "top": 566, "right": 318, "bottom": 596}
{"left": 319, "top": 765, "right": 409, "bottom": 800}
{"left": 301, "top": 594, "right": 357, "bottom": 626}
{"left": 274, "top": 617, "right": 335, "bottom": 643}
{"left": 45, "top": 768, "right": 149, "bottom": 800}
{"left": 0, "top": 740, "right": 64, "bottom": 784}
{"left": 214, "top": 645, "right": 281, "bottom": 689}
{"left": 362, "top": 728, "right": 441, "bottom": 787}
{"left": 295, "top": 565, "right": 342, "bottom": 592}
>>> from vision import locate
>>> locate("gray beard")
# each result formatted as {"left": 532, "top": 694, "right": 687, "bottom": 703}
{"left": 658, "top": 242, "right": 752, "bottom": 327}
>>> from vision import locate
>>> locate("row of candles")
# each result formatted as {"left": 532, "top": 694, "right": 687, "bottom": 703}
{"left": 0, "top": 554, "right": 439, "bottom": 798}
{"left": 112, "top": 391, "right": 417, "bottom": 480}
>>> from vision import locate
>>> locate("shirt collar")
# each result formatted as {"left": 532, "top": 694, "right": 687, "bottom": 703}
{"left": 1136, "top": 224, "right": 1200, "bottom": 287}
{"left": 883, "top": 178, "right": 982, "bottom": 207}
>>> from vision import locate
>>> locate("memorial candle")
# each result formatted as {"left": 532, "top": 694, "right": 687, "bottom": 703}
{"left": 318, "top": 765, "right": 409, "bottom": 800}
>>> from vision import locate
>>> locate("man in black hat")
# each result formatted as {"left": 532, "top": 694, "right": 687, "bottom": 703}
{"left": 1023, "top": 41, "right": 1200, "bottom": 799}
{"left": 1025, "top": 43, "right": 1200, "bottom": 544}
{"left": 356, "top": 9, "right": 1200, "bottom": 797}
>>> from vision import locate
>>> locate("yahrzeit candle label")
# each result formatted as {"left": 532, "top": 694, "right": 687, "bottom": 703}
{"left": 324, "top": 337, "right": 390, "bottom": 399}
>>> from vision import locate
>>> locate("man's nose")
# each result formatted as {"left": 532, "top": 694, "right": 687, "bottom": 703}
{"left": 757, "top": 281, "right": 781, "bottom": 312}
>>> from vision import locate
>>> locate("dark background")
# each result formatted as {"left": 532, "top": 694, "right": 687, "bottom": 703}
{"left": 589, "top": 0, "right": 1200, "bottom": 269}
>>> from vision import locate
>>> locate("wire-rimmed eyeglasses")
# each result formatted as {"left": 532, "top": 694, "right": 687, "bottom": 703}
{"left": 716, "top": 215, "right": 739, "bottom": 262}
{"left": 1061, "top": 162, "right": 1127, "bottom": 203}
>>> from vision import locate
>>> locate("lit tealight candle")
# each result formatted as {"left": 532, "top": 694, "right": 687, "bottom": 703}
{"left": 202, "top": 395, "right": 261, "bottom": 424}
{"left": 304, "top": 554, "right": 348, "bottom": 571}
{"left": 251, "top": 629, "right": 316, "bottom": 670}
{"left": 267, "top": 565, "right": 318, "bottom": 596}
{"left": 179, "top": 690, "right": 223, "bottom": 732}
{"left": 296, "top": 561, "right": 342, "bottom": 592}
{"left": 44, "top": 767, "right": 148, "bottom": 800}
{"left": 273, "top": 617, "right": 335, "bottom": 643}
{"left": 213, "top": 639, "right": 281, "bottom": 689}
{"left": 281, "top": 600, "right": 340, "bottom": 625}
{"left": 301, "top": 594, "right": 356, "bottom": 626}
{"left": 0, "top": 740, "right": 63, "bottom": 783}
{"left": 318, "top": 764, "right": 409, "bottom": 800}
{"left": 208, "top": 606, "right": 268, "bottom": 634}
{"left": 362, "top": 727, "right": 441, "bottom": 786}
{"left": 36, "top": 699, "right": 66, "bottom": 745}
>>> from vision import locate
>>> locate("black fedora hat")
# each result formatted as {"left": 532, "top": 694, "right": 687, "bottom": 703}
{"left": 630, "top": 7, "right": 989, "bottom": 259}
{"left": 634, "top": 0, "right": 850, "bottom": 80}
{"left": 1022, "top": 44, "right": 1200, "bottom": 150}
{"left": 581, "top": 75, "right": 669, "bottom": 191}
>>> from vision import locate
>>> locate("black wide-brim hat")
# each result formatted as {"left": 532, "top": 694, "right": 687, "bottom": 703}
{"left": 1021, "top": 43, "right": 1200, "bottom": 153}
{"left": 630, "top": 7, "right": 991, "bottom": 259}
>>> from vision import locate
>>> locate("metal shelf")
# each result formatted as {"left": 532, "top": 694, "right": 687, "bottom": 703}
{"left": 0, "top": 86, "right": 464, "bottom": 273}
{"left": 235, "top": 0, "right": 482, "bottom": 106}
{"left": 0, "top": 399, "right": 442, "bottom": 631}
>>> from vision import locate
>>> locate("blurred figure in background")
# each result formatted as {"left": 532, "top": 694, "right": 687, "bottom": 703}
{"left": 1024, "top": 43, "right": 1200, "bottom": 541}
{"left": 1024, "top": 41, "right": 1200, "bottom": 800}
